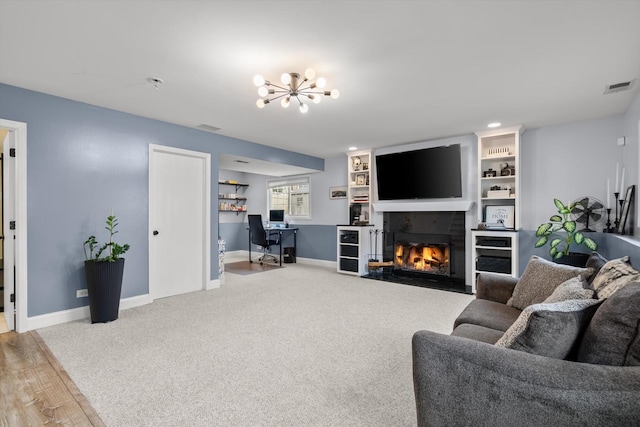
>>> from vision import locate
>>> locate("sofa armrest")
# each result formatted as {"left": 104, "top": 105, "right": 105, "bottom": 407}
{"left": 476, "top": 273, "right": 518, "bottom": 303}
{"left": 412, "top": 330, "right": 640, "bottom": 427}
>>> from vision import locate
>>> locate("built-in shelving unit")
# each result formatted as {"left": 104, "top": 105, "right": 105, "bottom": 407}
{"left": 336, "top": 226, "right": 372, "bottom": 276}
{"left": 218, "top": 180, "right": 248, "bottom": 215}
{"left": 347, "top": 149, "right": 373, "bottom": 225}
{"left": 471, "top": 125, "right": 524, "bottom": 291}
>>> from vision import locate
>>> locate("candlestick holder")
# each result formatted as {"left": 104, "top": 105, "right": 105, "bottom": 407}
{"left": 613, "top": 192, "right": 621, "bottom": 232}
{"left": 604, "top": 208, "right": 615, "bottom": 233}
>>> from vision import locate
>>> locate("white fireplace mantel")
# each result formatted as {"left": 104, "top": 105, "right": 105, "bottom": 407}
{"left": 372, "top": 200, "right": 475, "bottom": 212}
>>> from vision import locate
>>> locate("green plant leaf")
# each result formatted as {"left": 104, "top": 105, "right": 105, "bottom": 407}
{"left": 550, "top": 224, "right": 563, "bottom": 232}
{"left": 535, "top": 223, "right": 552, "bottom": 237}
{"left": 550, "top": 238, "right": 562, "bottom": 248}
{"left": 549, "top": 246, "right": 558, "bottom": 257}
{"left": 559, "top": 208, "right": 571, "bottom": 215}
{"left": 553, "top": 251, "right": 564, "bottom": 260}
{"left": 554, "top": 199, "right": 566, "bottom": 211}
{"left": 563, "top": 221, "right": 576, "bottom": 233}
{"left": 534, "top": 236, "right": 548, "bottom": 248}
{"left": 574, "top": 232, "right": 584, "bottom": 244}
{"left": 549, "top": 215, "right": 563, "bottom": 222}
{"left": 584, "top": 237, "right": 598, "bottom": 251}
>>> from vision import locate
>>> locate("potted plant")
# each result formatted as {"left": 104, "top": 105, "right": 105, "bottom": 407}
{"left": 83, "top": 213, "right": 130, "bottom": 323}
{"left": 534, "top": 198, "right": 597, "bottom": 266}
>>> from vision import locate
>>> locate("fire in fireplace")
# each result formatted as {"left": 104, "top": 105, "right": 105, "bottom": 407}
{"left": 394, "top": 240, "right": 450, "bottom": 276}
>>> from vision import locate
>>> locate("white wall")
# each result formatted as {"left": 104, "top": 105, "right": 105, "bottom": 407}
{"left": 520, "top": 115, "right": 625, "bottom": 231}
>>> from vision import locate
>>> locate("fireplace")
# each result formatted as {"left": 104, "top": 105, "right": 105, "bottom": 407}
{"left": 393, "top": 232, "right": 451, "bottom": 276}
{"left": 366, "top": 211, "right": 468, "bottom": 293}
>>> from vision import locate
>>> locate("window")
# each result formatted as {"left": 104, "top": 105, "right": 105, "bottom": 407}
{"left": 268, "top": 176, "right": 310, "bottom": 218}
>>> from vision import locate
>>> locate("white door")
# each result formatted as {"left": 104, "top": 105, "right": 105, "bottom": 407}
{"left": 149, "top": 145, "right": 210, "bottom": 300}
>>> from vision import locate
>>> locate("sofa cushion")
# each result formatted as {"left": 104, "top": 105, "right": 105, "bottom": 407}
{"left": 590, "top": 256, "right": 640, "bottom": 300}
{"left": 585, "top": 251, "right": 608, "bottom": 286}
{"left": 451, "top": 323, "right": 504, "bottom": 344}
{"left": 507, "top": 255, "right": 593, "bottom": 310}
{"left": 544, "top": 276, "right": 594, "bottom": 303}
{"left": 454, "top": 299, "right": 522, "bottom": 332}
{"left": 495, "top": 299, "right": 601, "bottom": 359}
{"left": 577, "top": 282, "right": 640, "bottom": 366}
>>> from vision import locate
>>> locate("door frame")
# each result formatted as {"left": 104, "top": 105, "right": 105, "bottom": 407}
{"left": 148, "top": 144, "right": 211, "bottom": 301}
{"left": 0, "top": 119, "right": 28, "bottom": 333}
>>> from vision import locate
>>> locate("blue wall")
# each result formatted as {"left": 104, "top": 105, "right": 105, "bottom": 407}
{"left": 0, "top": 83, "right": 323, "bottom": 317}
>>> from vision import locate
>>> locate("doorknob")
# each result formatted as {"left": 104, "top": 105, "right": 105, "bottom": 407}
{"left": 153, "top": 230, "right": 159, "bottom": 236}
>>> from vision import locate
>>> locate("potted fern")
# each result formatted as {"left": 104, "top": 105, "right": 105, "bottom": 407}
{"left": 83, "top": 213, "right": 130, "bottom": 323}
{"left": 534, "top": 199, "right": 597, "bottom": 266}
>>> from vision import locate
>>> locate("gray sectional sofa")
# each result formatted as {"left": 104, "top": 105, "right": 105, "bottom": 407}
{"left": 412, "top": 253, "right": 640, "bottom": 427}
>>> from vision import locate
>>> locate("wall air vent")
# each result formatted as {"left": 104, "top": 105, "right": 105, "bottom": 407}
{"left": 604, "top": 79, "right": 635, "bottom": 94}
{"left": 234, "top": 160, "right": 250, "bottom": 164}
{"left": 196, "top": 124, "right": 221, "bottom": 132}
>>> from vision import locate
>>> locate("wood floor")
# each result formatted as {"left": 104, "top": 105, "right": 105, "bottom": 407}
{"left": 0, "top": 331, "right": 104, "bottom": 426}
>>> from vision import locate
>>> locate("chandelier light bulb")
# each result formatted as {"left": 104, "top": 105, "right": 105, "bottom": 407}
{"left": 258, "top": 86, "right": 268, "bottom": 97}
{"left": 299, "top": 103, "right": 309, "bottom": 113}
{"left": 316, "top": 77, "right": 326, "bottom": 88}
{"left": 304, "top": 68, "right": 316, "bottom": 80}
{"left": 281, "top": 97, "right": 291, "bottom": 108}
{"left": 281, "top": 73, "right": 292, "bottom": 85}
{"left": 256, "top": 99, "right": 266, "bottom": 108}
{"left": 253, "top": 75, "right": 265, "bottom": 87}
{"left": 330, "top": 89, "right": 340, "bottom": 99}
{"left": 313, "top": 95, "right": 322, "bottom": 104}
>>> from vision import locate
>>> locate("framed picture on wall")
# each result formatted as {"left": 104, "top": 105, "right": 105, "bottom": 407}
{"left": 329, "top": 186, "right": 347, "bottom": 199}
{"left": 618, "top": 185, "right": 635, "bottom": 235}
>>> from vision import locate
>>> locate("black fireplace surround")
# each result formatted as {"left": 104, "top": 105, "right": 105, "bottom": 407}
{"left": 365, "top": 211, "right": 469, "bottom": 293}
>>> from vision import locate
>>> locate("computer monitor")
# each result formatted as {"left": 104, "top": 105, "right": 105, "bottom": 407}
{"left": 269, "top": 209, "right": 285, "bottom": 224}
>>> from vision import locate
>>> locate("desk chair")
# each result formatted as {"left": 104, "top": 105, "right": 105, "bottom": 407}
{"left": 248, "top": 214, "right": 280, "bottom": 264}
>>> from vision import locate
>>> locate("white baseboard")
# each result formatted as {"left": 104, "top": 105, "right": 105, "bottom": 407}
{"left": 26, "top": 294, "right": 151, "bottom": 331}
{"left": 207, "top": 279, "right": 221, "bottom": 290}
{"left": 224, "top": 250, "right": 336, "bottom": 269}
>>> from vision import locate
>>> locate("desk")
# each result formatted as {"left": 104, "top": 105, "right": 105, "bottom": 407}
{"left": 248, "top": 227, "right": 298, "bottom": 266}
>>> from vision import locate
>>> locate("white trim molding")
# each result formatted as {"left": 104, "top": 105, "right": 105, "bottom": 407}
{"left": 26, "top": 294, "right": 151, "bottom": 330}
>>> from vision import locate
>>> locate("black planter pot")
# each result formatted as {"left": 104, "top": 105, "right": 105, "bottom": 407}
{"left": 555, "top": 252, "right": 589, "bottom": 267}
{"left": 84, "top": 258, "right": 125, "bottom": 323}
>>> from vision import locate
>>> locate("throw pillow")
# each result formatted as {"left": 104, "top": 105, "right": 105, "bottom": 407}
{"left": 495, "top": 299, "right": 602, "bottom": 359}
{"left": 585, "top": 251, "right": 608, "bottom": 286}
{"left": 577, "top": 282, "right": 640, "bottom": 366}
{"left": 590, "top": 256, "right": 640, "bottom": 299}
{"left": 507, "top": 256, "right": 594, "bottom": 310}
{"left": 544, "top": 276, "right": 594, "bottom": 303}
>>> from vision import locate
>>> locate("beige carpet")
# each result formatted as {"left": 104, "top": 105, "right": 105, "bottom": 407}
{"left": 224, "top": 260, "right": 281, "bottom": 275}
{"left": 38, "top": 261, "right": 473, "bottom": 426}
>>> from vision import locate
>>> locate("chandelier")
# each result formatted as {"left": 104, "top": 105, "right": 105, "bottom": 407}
{"left": 253, "top": 68, "right": 340, "bottom": 113}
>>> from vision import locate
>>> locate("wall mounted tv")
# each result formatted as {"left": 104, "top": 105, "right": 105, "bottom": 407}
{"left": 376, "top": 144, "right": 462, "bottom": 200}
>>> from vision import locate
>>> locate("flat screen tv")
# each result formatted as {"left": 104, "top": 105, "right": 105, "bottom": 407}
{"left": 376, "top": 144, "right": 462, "bottom": 200}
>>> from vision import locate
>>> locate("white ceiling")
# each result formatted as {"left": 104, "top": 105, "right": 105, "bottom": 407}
{"left": 1, "top": 0, "right": 639, "bottom": 166}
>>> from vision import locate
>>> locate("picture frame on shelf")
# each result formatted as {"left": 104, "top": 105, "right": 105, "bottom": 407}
{"left": 329, "top": 186, "right": 347, "bottom": 200}
{"left": 355, "top": 173, "right": 366, "bottom": 186}
{"left": 617, "top": 185, "right": 635, "bottom": 235}
{"left": 485, "top": 205, "right": 515, "bottom": 229}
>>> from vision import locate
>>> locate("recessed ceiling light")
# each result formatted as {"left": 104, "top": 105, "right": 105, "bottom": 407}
{"left": 348, "top": 146, "right": 358, "bottom": 151}
{"left": 487, "top": 122, "right": 501, "bottom": 128}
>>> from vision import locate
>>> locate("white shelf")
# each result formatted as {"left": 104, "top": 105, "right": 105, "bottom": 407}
{"left": 471, "top": 125, "right": 524, "bottom": 293}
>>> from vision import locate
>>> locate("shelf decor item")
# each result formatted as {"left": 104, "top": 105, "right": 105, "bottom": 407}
{"left": 485, "top": 205, "right": 515, "bottom": 229}
{"left": 535, "top": 198, "right": 598, "bottom": 263}
{"left": 83, "top": 212, "right": 130, "bottom": 323}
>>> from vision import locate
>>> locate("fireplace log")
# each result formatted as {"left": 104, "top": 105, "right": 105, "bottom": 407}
{"left": 368, "top": 261, "right": 394, "bottom": 268}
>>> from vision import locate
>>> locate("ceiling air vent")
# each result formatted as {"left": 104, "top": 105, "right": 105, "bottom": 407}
{"left": 604, "top": 79, "right": 635, "bottom": 94}
{"left": 196, "top": 124, "right": 221, "bottom": 132}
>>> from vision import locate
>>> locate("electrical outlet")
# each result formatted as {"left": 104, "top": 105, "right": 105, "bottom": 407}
{"left": 618, "top": 137, "right": 626, "bottom": 146}
{"left": 76, "top": 289, "right": 88, "bottom": 298}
